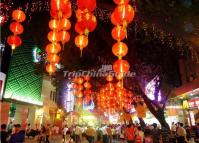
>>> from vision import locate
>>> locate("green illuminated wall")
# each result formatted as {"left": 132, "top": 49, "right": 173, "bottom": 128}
{"left": 4, "top": 40, "right": 43, "bottom": 105}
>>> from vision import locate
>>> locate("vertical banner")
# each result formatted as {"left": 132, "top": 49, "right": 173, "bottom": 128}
{"left": 0, "top": 102, "right": 10, "bottom": 124}
{"left": 0, "top": 72, "right": 6, "bottom": 100}
{"left": 21, "top": 107, "right": 28, "bottom": 129}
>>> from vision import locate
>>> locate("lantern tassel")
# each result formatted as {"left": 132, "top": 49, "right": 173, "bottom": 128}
{"left": 62, "top": 43, "right": 65, "bottom": 51}
{"left": 80, "top": 49, "right": 83, "bottom": 57}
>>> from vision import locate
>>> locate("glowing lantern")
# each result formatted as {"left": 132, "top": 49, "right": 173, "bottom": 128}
{"left": 46, "top": 64, "right": 56, "bottom": 74}
{"left": 47, "top": 54, "right": 60, "bottom": 63}
{"left": 75, "top": 23, "right": 84, "bottom": 34}
{"left": 61, "top": 18, "right": 71, "bottom": 30}
{"left": 12, "top": 10, "right": 26, "bottom": 22}
{"left": 49, "top": 19, "right": 62, "bottom": 31}
{"left": 116, "top": 81, "right": 123, "bottom": 88}
{"left": 75, "top": 35, "right": 88, "bottom": 56}
{"left": 113, "top": 59, "right": 130, "bottom": 74}
{"left": 113, "top": 0, "right": 130, "bottom": 5}
{"left": 84, "top": 89, "right": 91, "bottom": 95}
{"left": 112, "top": 42, "right": 128, "bottom": 58}
{"left": 77, "top": 0, "right": 96, "bottom": 12}
{"left": 7, "top": 35, "right": 22, "bottom": 50}
{"left": 112, "top": 26, "right": 127, "bottom": 41}
{"left": 59, "top": 30, "right": 70, "bottom": 45}
{"left": 76, "top": 13, "right": 97, "bottom": 35}
{"left": 47, "top": 31, "right": 60, "bottom": 42}
{"left": 77, "top": 85, "right": 84, "bottom": 91}
{"left": 84, "top": 82, "right": 91, "bottom": 89}
{"left": 76, "top": 91, "right": 83, "bottom": 98}
{"left": 9, "top": 22, "right": 24, "bottom": 35}
{"left": 84, "top": 75, "right": 90, "bottom": 81}
{"left": 77, "top": 77, "right": 84, "bottom": 84}
{"left": 46, "top": 43, "right": 61, "bottom": 54}
{"left": 113, "top": 4, "right": 134, "bottom": 27}
{"left": 106, "top": 75, "right": 113, "bottom": 82}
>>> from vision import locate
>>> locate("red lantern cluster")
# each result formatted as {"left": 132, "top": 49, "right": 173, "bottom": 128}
{"left": 75, "top": 0, "right": 97, "bottom": 56}
{"left": 72, "top": 76, "right": 92, "bottom": 106}
{"left": 7, "top": 9, "right": 26, "bottom": 51}
{"left": 111, "top": 0, "right": 135, "bottom": 80}
{"left": 97, "top": 76, "right": 134, "bottom": 115}
{"left": 45, "top": 0, "right": 72, "bottom": 75}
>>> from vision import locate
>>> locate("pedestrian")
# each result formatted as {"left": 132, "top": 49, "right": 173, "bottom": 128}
{"left": 82, "top": 133, "right": 89, "bottom": 143}
{"left": 125, "top": 123, "right": 137, "bottom": 143}
{"left": 0, "top": 124, "right": 9, "bottom": 143}
{"left": 63, "top": 125, "right": 69, "bottom": 142}
{"left": 9, "top": 124, "right": 25, "bottom": 143}
{"left": 176, "top": 123, "right": 186, "bottom": 143}
{"left": 195, "top": 123, "right": 199, "bottom": 143}
{"left": 151, "top": 123, "right": 161, "bottom": 143}
{"left": 135, "top": 126, "right": 144, "bottom": 143}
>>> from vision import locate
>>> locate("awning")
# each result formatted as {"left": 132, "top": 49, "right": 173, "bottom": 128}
{"left": 174, "top": 77, "right": 199, "bottom": 96}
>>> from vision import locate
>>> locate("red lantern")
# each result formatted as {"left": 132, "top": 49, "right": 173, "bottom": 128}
{"left": 12, "top": 10, "right": 26, "bottom": 22}
{"left": 112, "top": 4, "right": 134, "bottom": 27}
{"left": 59, "top": 30, "right": 70, "bottom": 45}
{"left": 84, "top": 75, "right": 90, "bottom": 81}
{"left": 76, "top": 13, "right": 97, "bottom": 35}
{"left": 77, "top": 77, "right": 84, "bottom": 84}
{"left": 49, "top": 19, "right": 62, "bottom": 31}
{"left": 84, "top": 82, "right": 91, "bottom": 89}
{"left": 46, "top": 43, "right": 61, "bottom": 54}
{"left": 77, "top": 85, "right": 84, "bottom": 91}
{"left": 46, "top": 64, "right": 56, "bottom": 74}
{"left": 84, "top": 89, "right": 92, "bottom": 95}
{"left": 75, "top": 35, "right": 88, "bottom": 55}
{"left": 47, "top": 31, "right": 60, "bottom": 42}
{"left": 111, "top": 26, "right": 127, "bottom": 41}
{"left": 84, "top": 95, "right": 91, "bottom": 104}
{"left": 47, "top": 54, "right": 60, "bottom": 63}
{"left": 7, "top": 35, "right": 22, "bottom": 50}
{"left": 61, "top": 18, "right": 71, "bottom": 30}
{"left": 113, "top": 0, "right": 130, "bottom": 5}
{"left": 75, "top": 23, "right": 84, "bottom": 34}
{"left": 77, "top": 0, "right": 96, "bottom": 12}
{"left": 106, "top": 75, "right": 113, "bottom": 82}
{"left": 9, "top": 22, "right": 24, "bottom": 35}
{"left": 112, "top": 42, "right": 128, "bottom": 58}
{"left": 113, "top": 59, "right": 130, "bottom": 73}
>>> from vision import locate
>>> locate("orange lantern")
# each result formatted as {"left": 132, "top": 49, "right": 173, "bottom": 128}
{"left": 77, "top": 84, "right": 84, "bottom": 91}
{"left": 113, "top": 4, "right": 135, "bottom": 27}
{"left": 46, "top": 64, "right": 56, "bottom": 74}
{"left": 113, "top": 59, "right": 130, "bottom": 73}
{"left": 46, "top": 43, "right": 61, "bottom": 54}
{"left": 77, "top": 77, "right": 84, "bottom": 84}
{"left": 59, "top": 30, "right": 70, "bottom": 45}
{"left": 113, "top": 0, "right": 130, "bottom": 5}
{"left": 116, "top": 81, "right": 123, "bottom": 88}
{"left": 116, "top": 72, "right": 124, "bottom": 80}
{"left": 111, "top": 26, "right": 127, "bottom": 41}
{"left": 76, "top": 91, "right": 83, "bottom": 98}
{"left": 75, "top": 23, "right": 84, "bottom": 34}
{"left": 106, "top": 75, "right": 113, "bottom": 82}
{"left": 47, "top": 31, "right": 60, "bottom": 42}
{"left": 84, "top": 75, "right": 90, "bottom": 81}
{"left": 49, "top": 19, "right": 62, "bottom": 31}
{"left": 112, "top": 42, "right": 128, "bottom": 58}
{"left": 7, "top": 35, "right": 22, "bottom": 50}
{"left": 77, "top": 0, "right": 96, "bottom": 12}
{"left": 84, "top": 89, "right": 92, "bottom": 95}
{"left": 12, "top": 10, "right": 26, "bottom": 22}
{"left": 47, "top": 54, "right": 60, "bottom": 63}
{"left": 75, "top": 34, "right": 88, "bottom": 55}
{"left": 84, "top": 82, "right": 91, "bottom": 89}
{"left": 61, "top": 18, "right": 71, "bottom": 30}
{"left": 9, "top": 22, "right": 24, "bottom": 35}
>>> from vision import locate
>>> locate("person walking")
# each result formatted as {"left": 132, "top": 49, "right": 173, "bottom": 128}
{"left": 151, "top": 123, "right": 161, "bottom": 143}
{"left": 135, "top": 126, "right": 144, "bottom": 143}
{"left": 9, "top": 124, "right": 25, "bottom": 143}
{"left": 125, "top": 123, "right": 137, "bottom": 143}
{"left": 0, "top": 124, "right": 9, "bottom": 143}
{"left": 176, "top": 123, "right": 186, "bottom": 143}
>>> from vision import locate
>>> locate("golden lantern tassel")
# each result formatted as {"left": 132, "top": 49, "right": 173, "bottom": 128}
{"left": 80, "top": 47, "right": 83, "bottom": 57}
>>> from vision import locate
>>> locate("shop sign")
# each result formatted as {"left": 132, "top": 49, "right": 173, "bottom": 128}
{"left": 188, "top": 98, "right": 199, "bottom": 108}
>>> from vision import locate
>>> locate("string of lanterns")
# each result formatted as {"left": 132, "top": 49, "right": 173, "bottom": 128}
{"left": 45, "top": 0, "right": 72, "bottom": 75}
{"left": 7, "top": 9, "right": 26, "bottom": 53}
{"left": 72, "top": 76, "right": 92, "bottom": 107}
{"left": 111, "top": 0, "right": 135, "bottom": 80}
{"left": 74, "top": 0, "right": 97, "bottom": 56}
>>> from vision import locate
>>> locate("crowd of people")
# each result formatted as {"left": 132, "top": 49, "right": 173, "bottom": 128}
{"left": 0, "top": 121, "right": 199, "bottom": 143}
